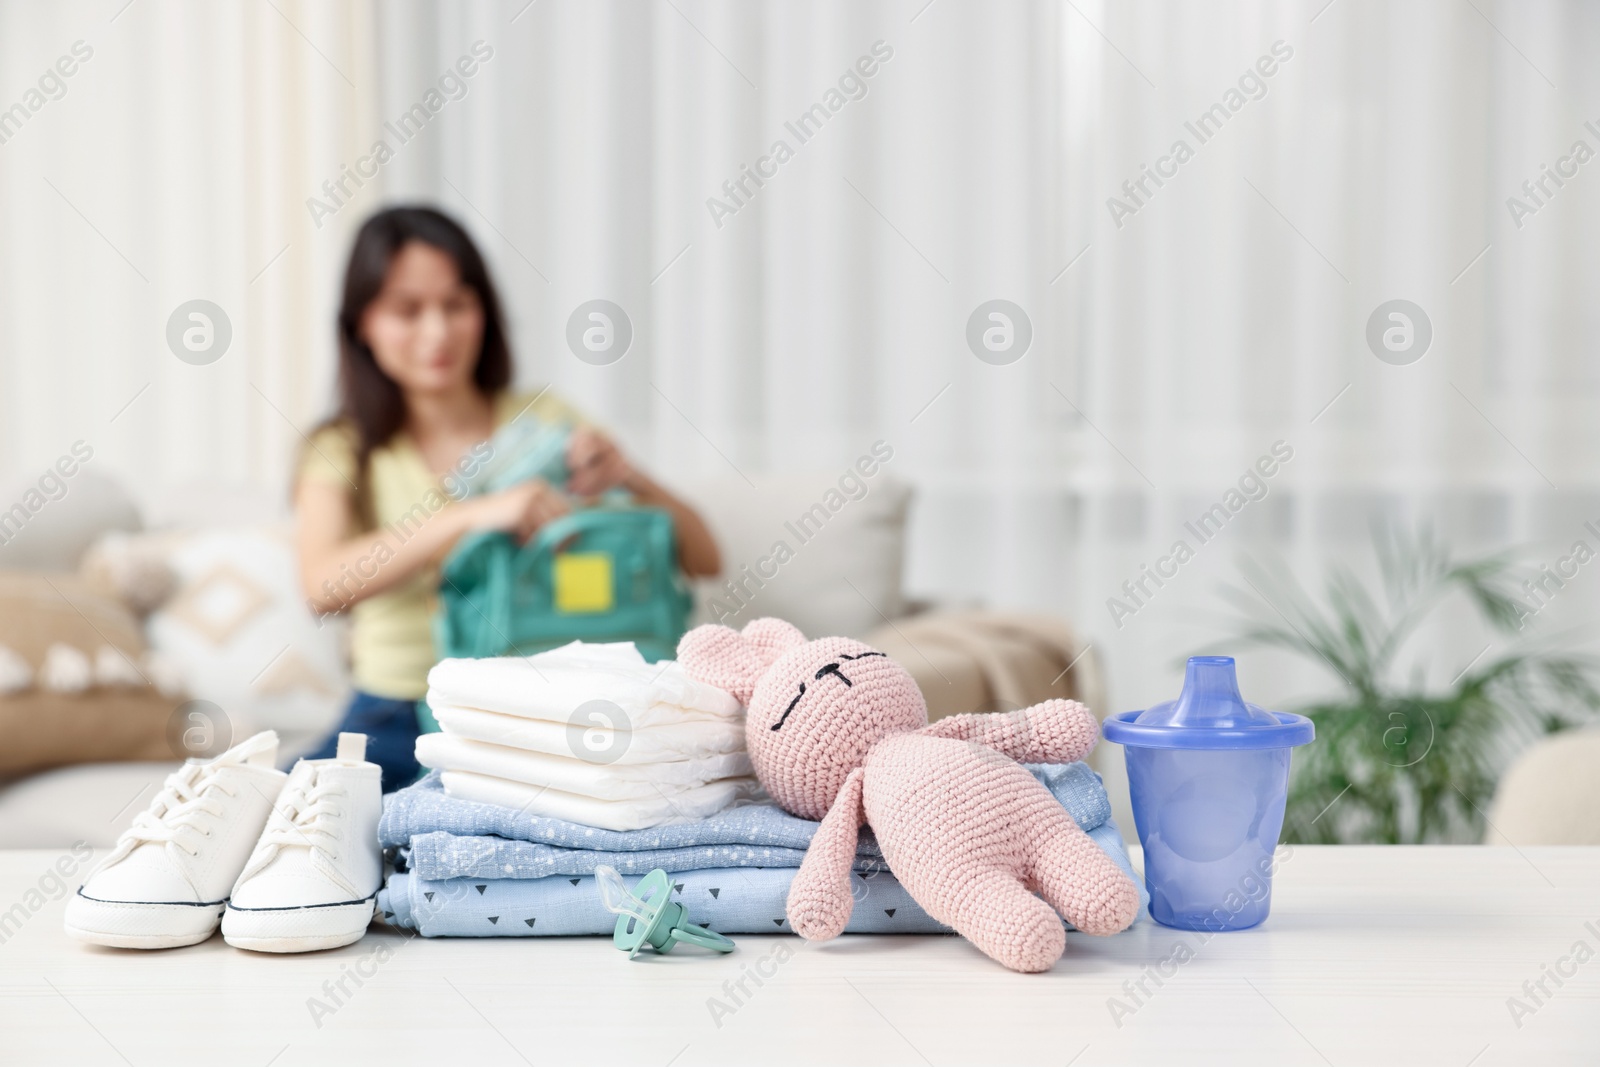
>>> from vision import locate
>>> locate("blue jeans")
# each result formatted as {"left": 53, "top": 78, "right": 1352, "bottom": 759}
{"left": 308, "top": 691, "right": 422, "bottom": 793}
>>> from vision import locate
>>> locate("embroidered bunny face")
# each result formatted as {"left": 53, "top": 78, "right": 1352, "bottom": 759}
{"left": 676, "top": 619, "right": 928, "bottom": 819}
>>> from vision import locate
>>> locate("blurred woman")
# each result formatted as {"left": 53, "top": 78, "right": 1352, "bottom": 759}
{"left": 295, "top": 206, "right": 718, "bottom": 789}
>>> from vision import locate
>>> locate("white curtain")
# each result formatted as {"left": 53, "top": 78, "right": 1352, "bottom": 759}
{"left": 2, "top": 0, "right": 1596, "bottom": 716}
{"left": 0, "top": 0, "right": 380, "bottom": 497}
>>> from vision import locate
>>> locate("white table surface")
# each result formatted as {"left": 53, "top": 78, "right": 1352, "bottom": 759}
{"left": 1, "top": 845, "right": 1596, "bottom": 1066}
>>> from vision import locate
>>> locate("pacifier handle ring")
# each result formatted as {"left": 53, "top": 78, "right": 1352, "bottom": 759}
{"left": 667, "top": 924, "right": 736, "bottom": 954}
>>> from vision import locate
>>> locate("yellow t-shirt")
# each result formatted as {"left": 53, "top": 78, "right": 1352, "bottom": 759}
{"left": 298, "top": 390, "right": 583, "bottom": 700}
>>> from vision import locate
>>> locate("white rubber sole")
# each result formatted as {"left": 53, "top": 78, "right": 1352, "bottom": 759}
{"left": 62, "top": 924, "right": 219, "bottom": 950}
{"left": 222, "top": 897, "right": 377, "bottom": 954}
{"left": 63, "top": 891, "right": 224, "bottom": 950}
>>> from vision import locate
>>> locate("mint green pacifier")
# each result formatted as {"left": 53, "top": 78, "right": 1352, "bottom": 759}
{"left": 595, "top": 866, "right": 736, "bottom": 958}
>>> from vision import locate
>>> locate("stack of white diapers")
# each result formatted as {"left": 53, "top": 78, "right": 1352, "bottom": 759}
{"left": 417, "top": 642, "right": 760, "bottom": 831}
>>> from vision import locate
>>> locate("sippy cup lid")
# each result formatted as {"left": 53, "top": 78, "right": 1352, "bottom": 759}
{"left": 1101, "top": 656, "right": 1314, "bottom": 751}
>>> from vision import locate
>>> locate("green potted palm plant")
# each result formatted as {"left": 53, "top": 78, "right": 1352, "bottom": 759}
{"left": 1219, "top": 525, "right": 1599, "bottom": 844}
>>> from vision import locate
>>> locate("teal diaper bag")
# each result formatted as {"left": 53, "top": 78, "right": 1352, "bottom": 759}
{"left": 432, "top": 416, "right": 692, "bottom": 670}
{"left": 434, "top": 504, "right": 692, "bottom": 665}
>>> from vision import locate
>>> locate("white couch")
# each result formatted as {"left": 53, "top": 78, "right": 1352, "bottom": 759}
{"left": 4, "top": 469, "right": 1057, "bottom": 848}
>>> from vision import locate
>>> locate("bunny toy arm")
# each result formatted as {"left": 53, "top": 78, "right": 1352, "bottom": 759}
{"left": 786, "top": 768, "right": 867, "bottom": 941}
{"left": 919, "top": 699, "right": 1101, "bottom": 765}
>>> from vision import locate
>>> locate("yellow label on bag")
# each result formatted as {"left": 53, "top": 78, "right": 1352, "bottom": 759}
{"left": 554, "top": 552, "right": 614, "bottom": 613}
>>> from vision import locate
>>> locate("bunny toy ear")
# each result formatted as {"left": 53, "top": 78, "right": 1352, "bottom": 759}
{"left": 677, "top": 618, "right": 808, "bottom": 703}
{"left": 740, "top": 618, "right": 807, "bottom": 664}
{"left": 676, "top": 624, "right": 771, "bottom": 704}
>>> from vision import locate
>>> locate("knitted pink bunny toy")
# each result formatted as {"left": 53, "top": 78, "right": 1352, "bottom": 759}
{"left": 676, "top": 617, "right": 1139, "bottom": 973}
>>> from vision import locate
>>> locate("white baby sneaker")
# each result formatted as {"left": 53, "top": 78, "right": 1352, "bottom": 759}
{"left": 64, "top": 731, "right": 287, "bottom": 949}
{"left": 222, "top": 733, "right": 383, "bottom": 953}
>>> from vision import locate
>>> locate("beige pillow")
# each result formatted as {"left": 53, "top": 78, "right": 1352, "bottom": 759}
{"left": 0, "top": 572, "right": 176, "bottom": 774}
{"left": 0, "top": 471, "right": 141, "bottom": 570}
{"left": 683, "top": 471, "right": 912, "bottom": 639}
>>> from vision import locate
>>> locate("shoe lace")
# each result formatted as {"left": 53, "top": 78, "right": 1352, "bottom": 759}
{"left": 262, "top": 777, "right": 348, "bottom": 862}
{"left": 121, "top": 762, "right": 238, "bottom": 859}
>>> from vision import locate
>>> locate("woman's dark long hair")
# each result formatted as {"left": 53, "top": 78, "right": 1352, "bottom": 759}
{"left": 329, "top": 206, "right": 512, "bottom": 511}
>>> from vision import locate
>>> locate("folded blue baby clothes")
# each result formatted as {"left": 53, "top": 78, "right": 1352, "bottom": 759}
{"left": 377, "top": 819, "right": 1142, "bottom": 937}
{"left": 402, "top": 831, "right": 819, "bottom": 881}
{"left": 381, "top": 761, "right": 1112, "bottom": 868}
{"left": 377, "top": 759, "right": 1144, "bottom": 938}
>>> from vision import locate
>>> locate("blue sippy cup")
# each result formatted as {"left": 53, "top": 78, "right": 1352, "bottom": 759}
{"left": 1101, "top": 656, "right": 1313, "bottom": 931}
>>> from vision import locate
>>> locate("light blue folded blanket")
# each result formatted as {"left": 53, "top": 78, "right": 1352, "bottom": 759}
{"left": 378, "top": 819, "right": 1142, "bottom": 937}
{"left": 382, "top": 763, "right": 1113, "bottom": 882}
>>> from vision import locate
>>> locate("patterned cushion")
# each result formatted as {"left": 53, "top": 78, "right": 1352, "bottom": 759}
{"left": 138, "top": 525, "right": 350, "bottom": 746}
